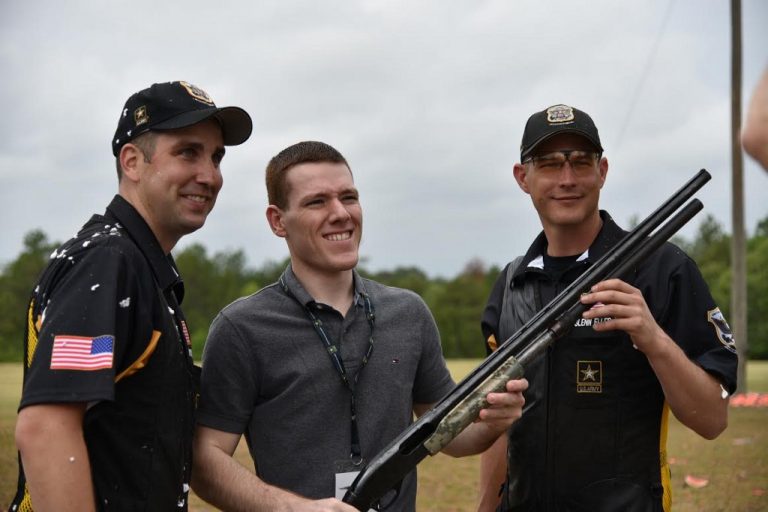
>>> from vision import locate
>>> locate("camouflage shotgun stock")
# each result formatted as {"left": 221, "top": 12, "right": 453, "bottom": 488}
{"left": 343, "top": 169, "right": 711, "bottom": 511}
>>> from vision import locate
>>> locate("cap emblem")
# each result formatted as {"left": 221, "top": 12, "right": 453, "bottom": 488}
{"left": 546, "top": 104, "right": 575, "bottom": 124}
{"left": 180, "top": 81, "right": 215, "bottom": 106}
{"left": 134, "top": 106, "right": 149, "bottom": 126}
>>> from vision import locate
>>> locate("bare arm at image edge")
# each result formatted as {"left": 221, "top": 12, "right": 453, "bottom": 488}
{"left": 742, "top": 67, "right": 768, "bottom": 170}
{"left": 15, "top": 403, "right": 96, "bottom": 512}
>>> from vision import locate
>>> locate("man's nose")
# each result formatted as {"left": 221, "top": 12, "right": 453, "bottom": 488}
{"left": 197, "top": 160, "right": 222, "bottom": 187}
{"left": 328, "top": 198, "right": 352, "bottom": 220}
{"left": 559, "top": 163, "right": 576, "bottom": 181}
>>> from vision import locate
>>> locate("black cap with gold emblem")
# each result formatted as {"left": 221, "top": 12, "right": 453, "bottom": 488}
{"left": 520, "top": 104, "right": 603, "bottom": 161}
{"left": 112, "top": 81, "right": 253, "bottom": 156}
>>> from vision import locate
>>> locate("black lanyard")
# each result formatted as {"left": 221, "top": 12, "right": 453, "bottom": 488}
{"left": 280, "top": 275, "right": 375, "bottom": 462}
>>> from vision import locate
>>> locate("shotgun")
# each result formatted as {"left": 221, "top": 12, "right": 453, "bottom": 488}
{"left": 343, "top": 169, "right": 712, "bottom": 510}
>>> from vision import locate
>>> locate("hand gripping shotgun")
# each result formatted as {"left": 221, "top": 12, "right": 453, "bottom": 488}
{"left": 343, "top": 169, "right": 712, "bottom": 510}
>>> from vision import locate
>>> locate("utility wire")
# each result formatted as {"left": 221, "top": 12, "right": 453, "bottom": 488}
{"left": 613, "top": 0, "right": 676, "bottom": 150}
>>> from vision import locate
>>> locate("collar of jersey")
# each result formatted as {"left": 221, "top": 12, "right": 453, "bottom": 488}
{"left": 280, "top": 264, "right": 368, "bottom": 311}
{"left": 105, "top": 194, "right": 185, "bottom": 302}
{"left": 513, "top": 210, "right": 627, "bottom": 283}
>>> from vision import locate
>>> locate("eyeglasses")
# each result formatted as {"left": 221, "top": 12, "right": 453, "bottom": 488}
{"left": 522, "top": 149, "right": 600, "bottom": 175}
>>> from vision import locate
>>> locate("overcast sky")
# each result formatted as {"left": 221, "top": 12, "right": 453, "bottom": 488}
{"left": 2, "top": 0, "right": 767, "bottom": 278}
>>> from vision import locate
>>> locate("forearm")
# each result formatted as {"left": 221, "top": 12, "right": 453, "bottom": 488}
{"left": 192, "top": 445, "right": 303, "bottom": 512}
{"left": 644, "top": 331, "right": 728, "bottom": 439}
{"left": 442, "top": 421, "right": 505, "bottom": 457}
{"left": 477, "top": 435, "right": 507, "bottom": 512}
{"left": 192, "top": 428, "right": 313, "bottom": 512}
{"left": 193, "top": 426, "right": 358, "bottom": 512}
{"left": 429, "top": 378, "right": 526, "bottom": 458}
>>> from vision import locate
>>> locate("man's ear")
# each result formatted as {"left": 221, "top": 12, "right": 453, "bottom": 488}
{"left": 598, "top": 156, "right": 609, "bottom": 189}
{"left": 119, "top": 143, "right": 143, "bottom": 183}
{"left": 513, "top": 163, "right": 531, "bottom": 194}
{"left": 266, "top": 205, "right": 287, "bottom": 238}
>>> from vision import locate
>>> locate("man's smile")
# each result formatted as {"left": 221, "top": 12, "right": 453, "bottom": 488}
{"left": 324, "top": 230, "right": 352, "bottom": 241}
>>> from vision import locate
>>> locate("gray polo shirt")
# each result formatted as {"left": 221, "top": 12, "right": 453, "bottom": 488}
{"left": 197, "top": 265, "right": 455, "bottom": 510}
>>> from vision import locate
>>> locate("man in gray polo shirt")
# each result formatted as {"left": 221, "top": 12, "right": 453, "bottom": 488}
{"left": 191, "top": 141, "right": 528, "bottom": 511}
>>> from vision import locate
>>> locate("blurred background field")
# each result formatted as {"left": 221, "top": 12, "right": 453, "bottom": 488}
{"left": 2, "top": 360, "right": 766, "bottom": 511}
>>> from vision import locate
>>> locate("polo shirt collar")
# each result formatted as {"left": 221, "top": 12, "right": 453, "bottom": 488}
{"left": 105, "top": 194, "right": 185, "bottom": 302}
{"left": 513, "top": 210, "right": 626, "bottom": 281}
{"left": 280, "top": 264, "right": 367, "bottom": 309}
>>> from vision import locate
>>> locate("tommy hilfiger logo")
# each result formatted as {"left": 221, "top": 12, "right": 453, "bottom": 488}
{"left": 577, "top": 360, "right": 602, "bottom": 393}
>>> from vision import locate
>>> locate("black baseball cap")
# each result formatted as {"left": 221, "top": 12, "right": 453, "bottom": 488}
{"left": 520, "top": 104, "right": 603, "bottom": 161}
{"left": 112, "top": 81, "right": 253, "bottom": 156}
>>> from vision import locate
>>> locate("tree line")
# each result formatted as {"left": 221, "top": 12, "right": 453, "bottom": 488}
{"left": 0, "top": 214, "right": 766, "bottom": 362}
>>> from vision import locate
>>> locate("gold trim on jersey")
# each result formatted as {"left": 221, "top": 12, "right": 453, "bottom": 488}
{"left": 26, "top": 300, "right": 40, "bottom": 369}
{"left": 660, "top": 401, "right": 672, "bottom": 511}
{"left": 487, "top": 334, "right": 498, "bottom": 352}
{"left": 115, "top": 330, "right": 161, "bottom": 382}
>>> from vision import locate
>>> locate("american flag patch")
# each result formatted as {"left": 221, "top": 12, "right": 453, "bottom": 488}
{"left": 180, "top": 320, "right": 191, "bottom": 347}
{"left": 50, "top": 335, "right": 114, "bottom": 371}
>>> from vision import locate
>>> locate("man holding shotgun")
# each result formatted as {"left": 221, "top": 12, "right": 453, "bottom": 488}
{"left": 478, "top": 105, "right": 738, "bottom": 511}
{"left": 191, "top": 141, "right": 527, "bottom": 512}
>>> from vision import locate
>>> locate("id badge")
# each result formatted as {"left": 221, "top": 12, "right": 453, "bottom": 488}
{"left": 334, "top": 459, "right": 376, "bottom": 511}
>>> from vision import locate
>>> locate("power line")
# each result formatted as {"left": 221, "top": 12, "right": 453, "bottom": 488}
{"left": 613, "top": 0, "right": 676, "bottom": 150}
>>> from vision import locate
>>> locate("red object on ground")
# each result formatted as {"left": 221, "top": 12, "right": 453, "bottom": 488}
{"left": 684, "top": 475, "right": 710, "bottom": 488}
{"left": 729, "top": 393, "right": 768, "bottom": 407}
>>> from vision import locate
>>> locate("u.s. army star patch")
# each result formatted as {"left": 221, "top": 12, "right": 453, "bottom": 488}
{"left": 577, "top": 360, "right": 602, "bottom": 393}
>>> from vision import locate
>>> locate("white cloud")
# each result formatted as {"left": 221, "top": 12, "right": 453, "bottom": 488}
{"left": 1, "top": 0, "right": 767, "bottom": 278}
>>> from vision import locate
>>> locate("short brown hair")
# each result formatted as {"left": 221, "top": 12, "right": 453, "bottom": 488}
{"left": 265, "top": 141, "right": 350, "bottom": 209}
{"left": 114, "top": 131, "right": 158, "bottom": 181}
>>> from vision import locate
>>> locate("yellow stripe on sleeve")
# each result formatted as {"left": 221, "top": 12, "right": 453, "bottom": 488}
{"left": 115, "top": 330, "right": 161, "bottom": 382}
{"left": 659, "top": 401, "right": 672, "bottom": 512}
{"left": 25, "top": 300, "right": 39, "bottom": 369}
{"left": 487, "top": 334, "right": 498, "bottom": 352}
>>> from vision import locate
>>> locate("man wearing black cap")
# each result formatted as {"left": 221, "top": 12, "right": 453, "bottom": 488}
{"left": 477, "top": 104, "right": 738, "bottom": 511}
{"left": 10, "top": 81, "right": 252, "bottom": 511}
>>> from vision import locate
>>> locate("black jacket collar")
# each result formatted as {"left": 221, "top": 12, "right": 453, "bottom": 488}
{"left": 513, "top": 210, "right": 627, "bottom": 282}
{"left": 105, "top": 194, "right": 185, "bottom": 304}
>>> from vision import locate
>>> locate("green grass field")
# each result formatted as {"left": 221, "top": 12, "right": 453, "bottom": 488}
{"left": 2, "top": 361, "right": 767, "bottom": 511}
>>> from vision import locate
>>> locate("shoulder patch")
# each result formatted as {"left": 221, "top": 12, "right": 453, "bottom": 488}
{"left": 707, "top": 307, "right": 736, "bottom": 354}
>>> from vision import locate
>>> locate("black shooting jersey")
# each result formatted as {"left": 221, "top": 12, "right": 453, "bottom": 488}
{"left": 481, "top": 211, "right": 737, "bottom": 511}
{"left": 12, "top": 195, "right": 197, "bottom": 511}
